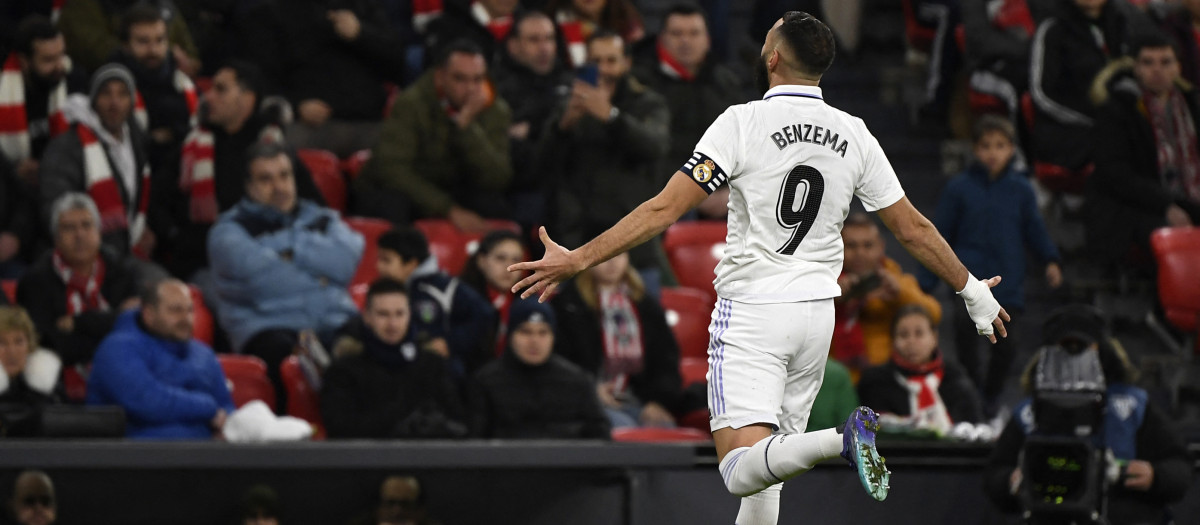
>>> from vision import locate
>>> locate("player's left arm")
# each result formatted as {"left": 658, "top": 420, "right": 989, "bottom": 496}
{"left": 510, "top": 171, "right": 708, "bottom": 301}
{"left": 875, "top": 196, "right": 1010, "bottom": 342}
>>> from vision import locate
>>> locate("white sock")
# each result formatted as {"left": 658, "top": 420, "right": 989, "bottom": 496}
{"left": 717, "top": 428, "right": 843, "bottom": 497}
{"left": 734, "top": 484, "right": 780, "bottom": 525}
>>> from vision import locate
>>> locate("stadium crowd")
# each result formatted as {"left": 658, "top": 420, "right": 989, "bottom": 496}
{"left": 0, "top": 0, "right": 1198, "bottom": 522}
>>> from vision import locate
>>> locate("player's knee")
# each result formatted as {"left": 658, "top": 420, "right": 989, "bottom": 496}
{"left": 718, "top": 446, "right": 765, "bottom": 497}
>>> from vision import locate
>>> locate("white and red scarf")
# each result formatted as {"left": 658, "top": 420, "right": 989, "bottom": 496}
{"left": 472, "top": 1, "right": 513, "bottom": 41}
{"left": 179, "top": 123, "right": 284, "bottom": 224}
{"left": 51, "top": 0, "right": 64, "bottom": 23}
{"left": 657, "top": 41, "right": 695, "bottom": 81}
{"left": 76, "top": 123, "right": 149, "bottom": 243}
{"left": 52, "top": 250, "right": 109, "bottom": 316}
{"left": 893, "top": 353, "right": 954, "bottom": 435}
{"left": 0, "top": 53, "right": 70, "bottom": 162}
{"left": 413, "top": 0, "right": 444, "bottom": 34}
{"left": 132, "top": 68, "right": 199, "bottom": 132}
{"left": 1146, "top": 88, "right": 1200, "bottom": 202}
{"left": 599, "top": 286, "right": 644, "bottom": 395}
{"left": 556, "top": 10, "right": 594, "bottom": 68}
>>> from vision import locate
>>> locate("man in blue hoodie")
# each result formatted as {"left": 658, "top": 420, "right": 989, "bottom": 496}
{"left": 86, "top": 277, "right": 234, "bottom": 439}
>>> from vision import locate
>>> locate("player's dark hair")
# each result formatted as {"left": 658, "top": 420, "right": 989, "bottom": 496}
{"left": 378, "top": 228, "right": 430, "bottom": 264}
{"left": 435, "top": 38, "right": 485, "bottom": 69}
{"left": 587, "top": 29, "right": 630, "bottom": 56}
{"left": 118, "top": 4, "right": 166, "bottom": 43}
{"left": 365, "top": 278, "right": 409, "bottom": 310}
{"left": 971, "top": 114, "right": 1016, "bottom": 145}
{"left": 776, "top": 11, "right": 835, "bottom": 79}
{"left": 663, "top": 3, "right": 708, "bottom": 30}
{"left": 14, "top": 15, "right": 59, "bottom": 57}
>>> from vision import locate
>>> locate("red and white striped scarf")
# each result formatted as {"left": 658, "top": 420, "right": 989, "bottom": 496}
{"left": 51, "top": 250, "right": 109, "bottom": 316}
{"left": 893, "top": 352, "right": 954, "bottom": 434}
{"left": 76, "top": 123, "right": 150, "bottom": 243}
{"left": 599, "top": 286, "right": 644, "bottom": 395}
{"left": 51, "top": 0, "right": 64, "bottom": 23}
{"left": 179, "top": 123, "right": 284, "bottom": 224}
{"left": 132, "top": 68, "right": 199, "bottom": 132}
{"left": 1145, "top": 88, "right": 1200, "bottom": 201}
{"left": 471, "top": 2, "right": 513, "bottom": 41}
{"left": 0, "top": 53, "right": 70, "bottom": 162}
{"left": 657, "top": 41, "right": 694, "bottom": 81}
{"left": 556, "top": 10, "right": 594, "bottom": 68}
{"left": 413, "top": 0, "right": 444, "bottom": 34}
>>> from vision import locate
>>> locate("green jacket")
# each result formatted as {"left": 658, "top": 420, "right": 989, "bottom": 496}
{"left": 807, "top": 359, "right": 860, "bottom": 432}
{"left": 358, "top": 72, "right": 512, "bottom": 217}
{"left": 59, "top": 0, "right": 199, "bottom": 73}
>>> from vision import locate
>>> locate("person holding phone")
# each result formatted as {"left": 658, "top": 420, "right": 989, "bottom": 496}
{"left": 830, "top": 212, "right": 943, "bottom": 382}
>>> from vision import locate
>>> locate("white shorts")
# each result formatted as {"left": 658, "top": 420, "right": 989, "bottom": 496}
{"left": 706, "top": 297, "right": 834, "bottom": 434}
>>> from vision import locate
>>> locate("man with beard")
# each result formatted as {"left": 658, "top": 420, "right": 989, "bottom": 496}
{"left": 85, "top": 277, "right": 236, "bottom": 439}
{"left": 58, "top": 0, "right": 200, "bottom": 75}
{"left": 512, "top": 11, "right": 1010, "bottom": 524}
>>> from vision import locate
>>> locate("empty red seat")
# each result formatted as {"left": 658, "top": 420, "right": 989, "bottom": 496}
{"left": 679, "top": 357, "right": 708, "bottom": 388}
{"left": 297, "top": 149, "right": 346, "bottom": 211}
{"left": 611, "top": 427, "right": 711, "bottom": 442}
{"left": 340, "top": 149, "right": 371, "bottom": 181}
{"left": 414, "top": 219, "right": 521, "bottom": 275}
{"left": 660, "top": 287, "right": 713, "bottom": 360}
{"left": 218, "top": 354, "right": 277, "bottom": 411}
{"left": 280, "top": 356, "right": 323, "bottom": 438}
{"left": 1, "top": 280, "right": 15, "bottom": 303}
{"left": 662, "top": 222, "right": 726, "bottom": 301}
{"left": 188, "top": 285, "right": 214, "bottom": 346}
{"left": 1151, "top": 227, "right": 1200, "bottom": 341}
{"left": 344, "top": 216, "right": 393, "bottom": 287}
{"left": 1033, "top": 162, "right": 1093, "bottom": 195}
{"left": 901, "top": 0, "right": 937, "bottom": 53}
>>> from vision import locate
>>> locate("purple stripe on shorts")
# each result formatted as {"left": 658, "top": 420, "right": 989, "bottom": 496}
{"left": 715, "top": 298, "right": 731, "bottom": 415}
{"left": 707, "top": 299, "right": 723, "bottom": 414}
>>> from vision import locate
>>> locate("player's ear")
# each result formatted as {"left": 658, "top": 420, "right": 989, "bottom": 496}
{"left": 767, "top": 48, "right": 780, "bottom": 72}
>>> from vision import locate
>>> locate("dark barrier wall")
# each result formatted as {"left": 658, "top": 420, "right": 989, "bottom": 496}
{"left": 0, "top": 441, "right": 1196, "bottom": 525}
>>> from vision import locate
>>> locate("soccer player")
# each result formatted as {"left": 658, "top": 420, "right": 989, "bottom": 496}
{"left": 510, "top": 11, "right": 1009, "bottom": 524}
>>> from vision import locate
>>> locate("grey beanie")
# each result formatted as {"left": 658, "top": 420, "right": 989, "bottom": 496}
{"left": 89, "top": 63, "right": 137, "bottom": 102}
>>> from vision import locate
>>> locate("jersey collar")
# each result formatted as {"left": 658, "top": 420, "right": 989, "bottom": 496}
{"left": 763, "top": 84, "right": 823, "bottom": 101}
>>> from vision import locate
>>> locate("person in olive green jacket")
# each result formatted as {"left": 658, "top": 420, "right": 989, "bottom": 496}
{"left": 355, "top": 39, "right": 513, "bottom": 231}
{"left": 58, "top": 0, "right": 200, "bottom": 75}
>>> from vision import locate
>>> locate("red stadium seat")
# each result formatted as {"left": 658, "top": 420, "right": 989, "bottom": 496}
{"left": 660, "top": 287, "right": 713, "bottom": 360}
{"left": 679, "top": 357, "right": 708, "bottom": 388}
{"left": 188, "top": 285, "right": 214, "bottom": 346}
{"left": 1020, "top": 93, "right": 1093, "bottom": 194}
{"left": 340, "top": 149, "right": 371, "bottom": 181}
{"left": 345, "top": 216, "right": 393, "bottom": 287}
{"left": 218, "top": 354, "right": 277, "bottom": 411}
{"left": 297, "top": 149, "right": 346, "bottom": 211}
{"left": 1151, "top": 227, "right": 1200, "bottom": 341}
{"left": 611, "top": 427, "right": 711, "bottom": 442}
{"left": 1, "top": 280, "right": 15, "bottom": 303}
{"left": 280, "top": 356, "right": 324, "bottom": 438}
{"left": 414, "top": 219, "right": 521, "bottom": 275}
{"left": 350, "top": 282, "right": 369, "bottom": 311}
{"left": 901, "top": 0, "right": 937, "bottom": 53}
{"left": 662, "top": 222, "right": 726, "bottom": 301}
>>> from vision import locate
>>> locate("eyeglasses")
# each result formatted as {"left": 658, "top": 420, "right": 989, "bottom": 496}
{"left": 20, "top": 495, "right": 53, "bottom": 508}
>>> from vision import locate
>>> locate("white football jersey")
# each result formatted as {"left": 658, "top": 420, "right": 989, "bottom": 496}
{"left": 683, "top": 84, "right": 905, "bottom": 303}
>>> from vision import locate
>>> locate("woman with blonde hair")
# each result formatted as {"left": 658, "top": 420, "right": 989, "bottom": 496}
{"left": 0, "top": 306, "right": 61, "bottom": 436}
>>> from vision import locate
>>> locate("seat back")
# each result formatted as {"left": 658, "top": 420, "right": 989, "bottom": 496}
{"left": 1151, "top": 227, "right": 1200, "bottom": 334}
{"left": 217, "top": 354, "right": 276, "bottom": 411}
{"left": 344, "top": 216, "right": 393, "bottom": 287}
{"left": 340, "top": 149, "right": 371, "bottom": 181}
{"left": 679, "top": 357, "right": 708, "bottom": 388}
{"left": 611, "top": 427, "right": 711, "bottom": 442}
{"left": 1, "top": 279, "right": 15, "bottom": 303}
{"left": 188, "top": 285, "right": 214, "bottom": 346}
{"left": 280, "top": 356, "right": 323, "bottom": 433}
{"left": 297, "top": 149, "right": 346, "bottom": 211}
{"left": 662, "top": 222, "right": 726, "bottom": 301}
{"left": 660, "top": 287, "right": 713, "bottom": 360}
{"left": 414, "top": 219, "right": 522, "bottom": 275}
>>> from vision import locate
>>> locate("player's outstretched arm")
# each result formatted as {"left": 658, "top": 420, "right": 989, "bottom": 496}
{"left": 509, "top": 171, "right": 709, "bottom": 302}
{"left": 875, "top": 196, "right": 1011, "bottom": 343}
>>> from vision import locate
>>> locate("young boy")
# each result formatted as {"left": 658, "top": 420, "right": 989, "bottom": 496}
{"left": 919, "top": 115, "right": 1062, "bottom": 415}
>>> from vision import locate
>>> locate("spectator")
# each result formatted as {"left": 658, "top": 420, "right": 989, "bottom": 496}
{"left": 459, "top": 230, "right": 526, "bottom": 356}
{"left": 961, "top": 0, "right": 1055, "bottom": 123}
{"left": 0, "top": 306, "right": 61, "bottom": 437}
{"left": 58, "top": 0, "right": 200, "bottom": 75}
{"left": 40, "top": 64, "right": 154, "bottom": 257}
{"left": 920, "top": 116, "right": 1061, "bottom": 414}
{"left": 551, "top": 252, "right": 682, "bottom": 429}
{"left": 424, "top": 0, "right": 522, "bottom": 64}
{"left": 540, "top": 31, "right": 673, "bottom": 290}
{"left": 239, "top": 484, "right": 280, "bottom": 525}
{"left": 244, "top": 0, "right": 406, "bottom": 157}
{"left": 1029, "top": 0, "right": 1148, "bottom": 170}
{"left": 805, "top": 358, "right": 859, "bottom": 432}
{"left": 16, "top": 193, "right": 154, "bottom": 367}
{"left": 633, "top": 3, "right": 744, "bottom": 169}
{"left": 161, "top": 60, "right": 324, "bottom": 280}
{"left": 832, "top": 213, "right": 942, "bottom": 379}
{"left": 1088, "top": 33, "right": 1200, "bottom": 275}
{"left": 110, "top": 5, "right": 198, "bottom": 177}
{"left": 493, "top": 11, "right": 572, "bottom": 229}
{"left": 208, "top": 142, "right": 362, "bottom": 407}
{"left": 322, "top": 279, "right": 465, "bottom": 439}
{"left": 469, "top": 298, "right": 611, "bottom": 439}
{"left": 0, "top": 160, "right": 33, "bottom": 280}
{"left": 1, "top": 16, "right": 86, "bottom": 184}
{"left": 347, "top": 475, "right": 441, "bottom": 525}
{"left": 6, "top": 470, "right": 55, "bottom": 525}
{"left": 375, "top": 228, "right": 495, "bottom": 380}
{"left": 1, "top": 2, "right": 59, "bottom": 57}
{"left": 85, "top": 277, "right": 236, "bottom": 439}
{"left": 857, "top": 305, "right": 983, "bottom": 437}
{"left": 1159, "top": 0, "right": 1200, "bottom": 88}
{"left": 545, "top": 0, "right": 644, "bottom": 66}
{"left": 984, "top": 304, "right": 1192, "bottom": 524}
{"left": 355, "top": 40, "right": 513, "bottom": 230}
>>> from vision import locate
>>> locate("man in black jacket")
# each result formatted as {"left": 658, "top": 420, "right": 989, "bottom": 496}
{"left": 1087, "top": 33, "right": 1200, "bottom": 273}
{"left": 0, "top": 160, "right": 33, "bottom": 280}
{"left": 470, "top": 298, "right": 610, "bottom": 439}
{"left": 424, "top": 0, "right": 521, "bottom": 64}
{"left": 321, "top": 279, "right": 465, "bottom": 439}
